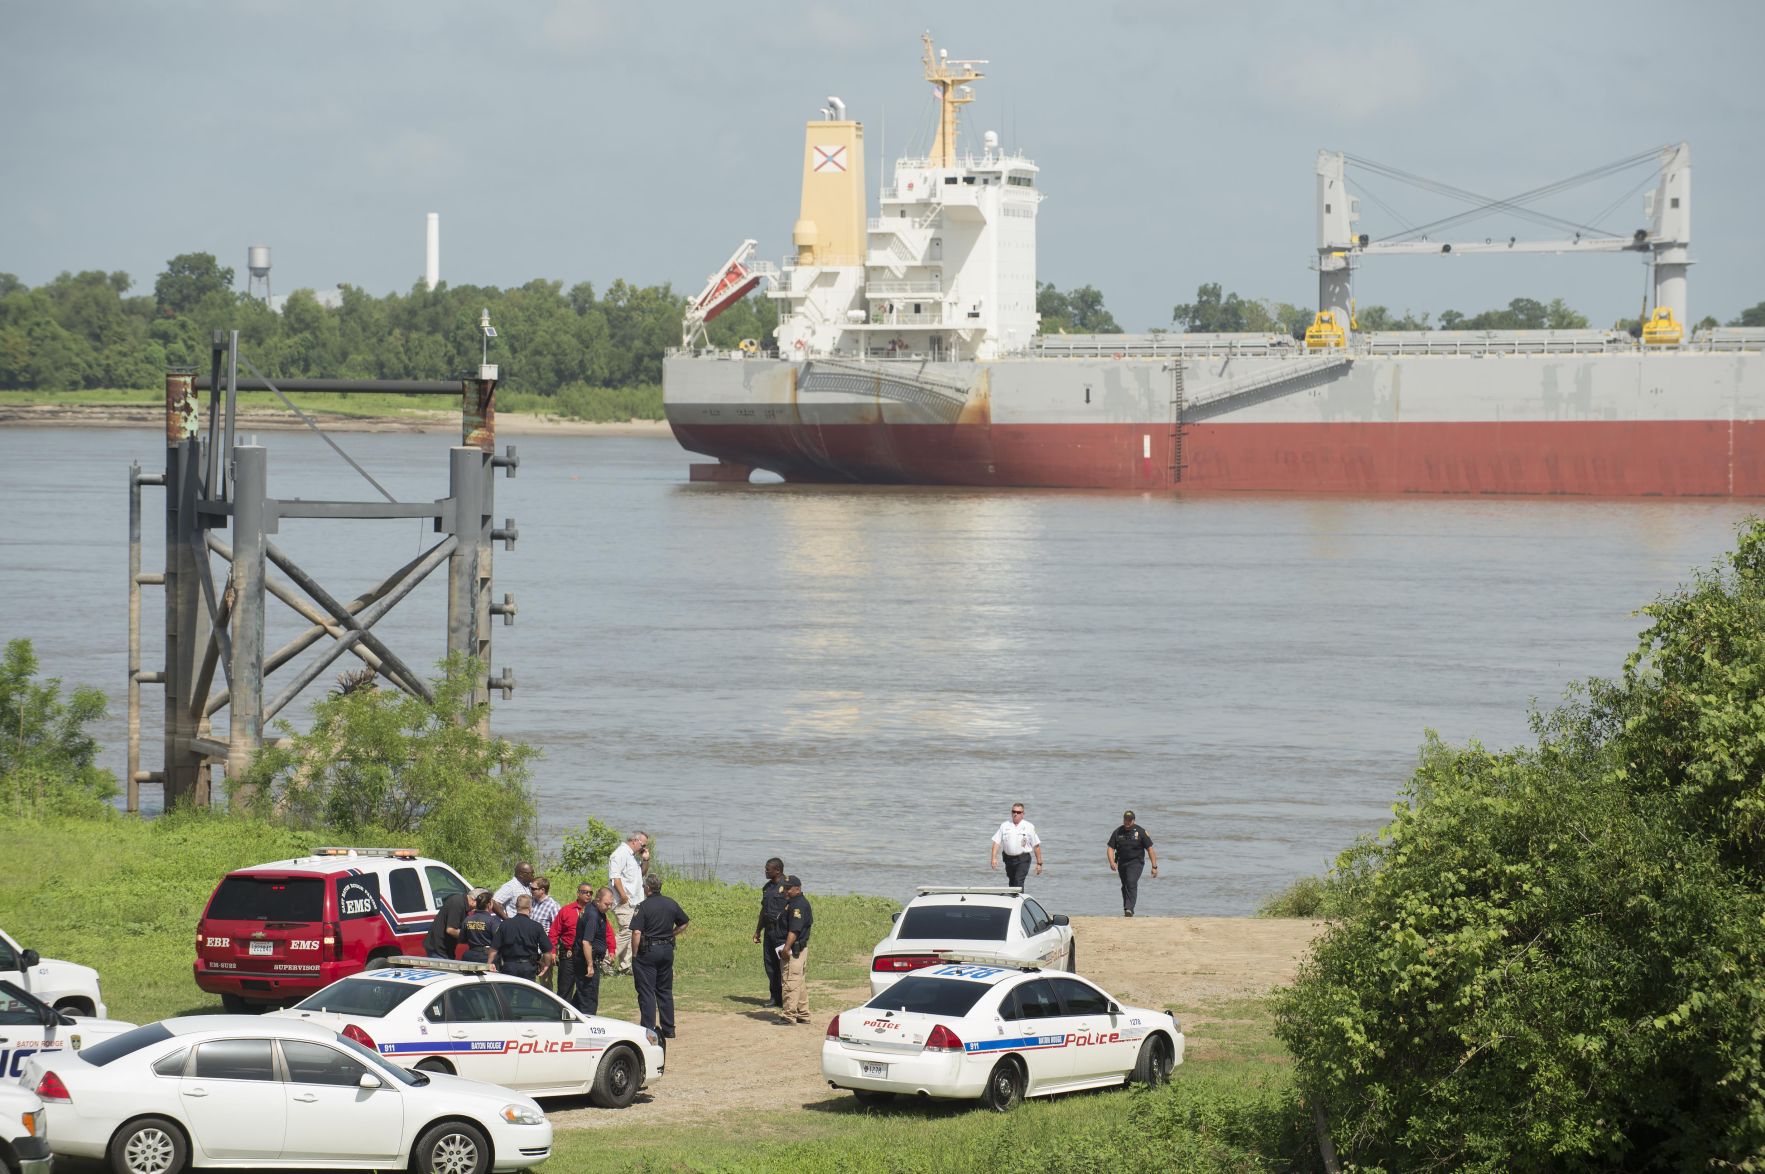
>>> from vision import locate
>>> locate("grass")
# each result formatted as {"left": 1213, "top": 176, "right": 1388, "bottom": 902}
{"left": 0, "top": 385, "right": 668, "bottom": 423}
{"left": 0, "top": 812, "right": 1310, "bottom": 1171}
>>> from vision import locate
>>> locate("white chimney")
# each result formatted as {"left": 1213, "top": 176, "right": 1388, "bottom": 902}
{"left": 425, "top": 212, "right": 440, "bottom": 290}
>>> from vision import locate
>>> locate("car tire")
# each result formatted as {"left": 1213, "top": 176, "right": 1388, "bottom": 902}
{"left": 980, "top": 1058, "right": 1025, "bottom": 1112}
{"left": 412, "top": 1119, "right": 490, "bottom": 1174}
{"left": 852, "top": 1088, "right": 894, "bottom": 1107}
{"left": 108, "top": 1116, "right": 189, "bottom": 1174}
{"left": 218, "top": 993, "right": 254, "bottom": 1014}
{"left": 54, "top": 996, "right": 95, "bottom": 1017}
{"left": 1131, "top": 1033, "right": 1172, "bottom": 1088}
{"left": 414, "top": 1057, "right": 455, "bottom": 1075}
{"left": 1065, "top": 939, "right": 1076, "bottom": 972}
{"left": 590, "top": 1044, "right": 642, "bottom": 1108}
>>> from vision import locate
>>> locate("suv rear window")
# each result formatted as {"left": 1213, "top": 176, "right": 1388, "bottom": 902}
{"left": 207, "top": 876, "right": 324, "bottom": 922}
{"left": 295, "top": 977, "right": 424, "bottom": 1018}
{"left": 899, "top": 905, "right": 1011, "bottom": 941}
{"left": 865, "top": 977, "right": 991, "bottom": 1017}
{"left": 79, "top": 1023, "right": 174, "bottom": 1067}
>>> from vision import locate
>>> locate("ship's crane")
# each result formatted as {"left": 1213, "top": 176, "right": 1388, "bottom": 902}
{"left": 682, "top": 239, "right": 777, "bottom": 349}
{"left": 1316, "top": 143, "right": 1692, "bottom": 341}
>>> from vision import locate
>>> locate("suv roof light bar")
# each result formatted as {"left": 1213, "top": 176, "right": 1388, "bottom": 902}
{"left": 313, "top": 847, "right": 420, "bottom": 859}
{"left": 914, "top": 886, "right": 1022, "bottom": 896}
{"left": 377, "top": 955, "right": 494, "bottom": 974}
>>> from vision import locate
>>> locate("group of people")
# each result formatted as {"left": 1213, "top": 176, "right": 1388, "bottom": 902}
{"left": 990, "top": 804, "right": 1161, "bottom": 916}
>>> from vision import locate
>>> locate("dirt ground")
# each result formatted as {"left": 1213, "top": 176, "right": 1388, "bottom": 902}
{"left": 548, "top": 916, "right": 1321, "bottom": 1131}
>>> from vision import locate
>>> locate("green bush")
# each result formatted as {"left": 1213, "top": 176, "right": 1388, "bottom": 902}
{"left": 1255, "top": 874, "right": 1338, "bottom": 919}
{"left": 1275, "top": 519, "right": 1765, "bottom": 1171}
{"left": 557, "top": 815, "right": 622, "bottom": 877}
{"left": 232, "top": 655, "right": 536, "bottom": 879}
{"left": 0, "top": 637, "right": 118, "bottom": 818}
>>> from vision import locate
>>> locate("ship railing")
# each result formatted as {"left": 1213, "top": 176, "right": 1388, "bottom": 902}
{"left": 867, "top": 280, "right": 945, "bottom": 297}
{"left": 1036, "top": 333, "right": 1297, "bottom": 358}
{"left": 871, "top": 311, "right": 947, "bottom": 327}
{"left": 1696, "top": 327, "right": 1765, "bottom": 352}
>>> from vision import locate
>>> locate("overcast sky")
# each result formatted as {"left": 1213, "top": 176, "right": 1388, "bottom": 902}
{"left": 6, "top": 0, "right": 1761, "bottom": 331}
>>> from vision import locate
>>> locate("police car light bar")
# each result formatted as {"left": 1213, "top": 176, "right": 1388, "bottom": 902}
{"left": 915, "top": 886, "right": 1023, "bottom": 897}
{"left": 378, "top": 956, "right": 493, "bottom": 974}
{"left": 934, "top": 952, "right": 1041, "bottom": 971}
{"left": 314, "top": 847, "right": 420, "bottom": 859}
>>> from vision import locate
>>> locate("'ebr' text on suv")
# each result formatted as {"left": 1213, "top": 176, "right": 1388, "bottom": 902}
{"left": 194, "top": 847, "right": 469, "bottom": 1011}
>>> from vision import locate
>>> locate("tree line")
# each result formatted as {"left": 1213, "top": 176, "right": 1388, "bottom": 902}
{"left": 4, "top": 257, "right": 1762, "bottom": 395}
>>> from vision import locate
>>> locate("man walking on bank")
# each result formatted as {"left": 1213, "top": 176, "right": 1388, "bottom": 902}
{"left": 752, "top": 857, "right": 788, "bottom": 1009}
{"left": 1106, "top": 810, "right": 1159, "bottom": 917}
{"left": 630, "top": 874, "right": 690, "bottom": 1047}
{"left": 990, "top": 802, "right": 1043, "bottom": 890}
{"left": 775, "top": 876, "right": 813, "bottom": 1025}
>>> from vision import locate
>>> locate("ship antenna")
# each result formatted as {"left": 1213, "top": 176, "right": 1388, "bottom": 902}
{"left": 922, "top": 31, "right": 986, "bottom": 168}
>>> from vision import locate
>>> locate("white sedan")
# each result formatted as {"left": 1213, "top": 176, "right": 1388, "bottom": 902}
{"left": 269, "top": 957, "right": 663, "bottom": 1107}
{"left": 0, "top": 980, "right": 135, "bottom": 1083}
{"left": 20, "top": 1015, "right": 550, "bottom": 1174}
{"left": 823, "top": 962, "right": 1182, "bottom": 1111}
{"left": 870, "top": 887, "right": 1075, "bottom": 995}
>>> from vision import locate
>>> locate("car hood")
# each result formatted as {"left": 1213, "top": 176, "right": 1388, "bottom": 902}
{"left": 413, "top": 1067, "right": 545, "bottom": 1109}
{"left": 59, "top": 1015, "right": 136, "bottom": 1037}
{"left": 28, "top": 957, "right": 100, "bottom": 987}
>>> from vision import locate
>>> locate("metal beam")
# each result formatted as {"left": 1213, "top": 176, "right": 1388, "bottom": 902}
{"left": 227, "top": 445, "right": 268, "bottom": 789}
{"left": 193, "top": 377, "right": 462, "bottom": 394}
{"left": 266, "top": 542, "right": 434, "bottom": 701}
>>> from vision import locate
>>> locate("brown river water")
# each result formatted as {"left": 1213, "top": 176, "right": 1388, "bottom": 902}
{"left": 3, "top": 427, "right": 1757, "bottom": 914}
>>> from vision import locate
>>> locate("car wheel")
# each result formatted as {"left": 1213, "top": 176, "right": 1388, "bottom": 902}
{"left": 980, "top": 1058, "right": 1025, "bottom": 1112}
{"left": 219, "top": 993, "right": 254, "bottom": 1014}
{"left": 590, "top": 1044, "right": 642, "bottom": 1108}
{"left": 54, "top": 996, "right": 95, "bottom": 1017}
{"left": 1065, "top": 939, "right": 1076, "bottom": 972}
{"left": 1131, "top": 1033, "right": 1172, "bottom": 1088}
{"left": 108, "top": 1116, "right": 188, "bottom": 1174}
{"left": 413, "top": 1120, "right": 490, "bottom": 1174}
{"left": 414, "top": 1057, "right": 455, "bottom": 1075}
{"left": 852, "top": 1088, "right": 894, "bottom": 1107}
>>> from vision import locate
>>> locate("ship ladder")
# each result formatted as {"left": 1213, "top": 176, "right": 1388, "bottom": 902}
{"left": 1168, "top": 362, "right": 1186, "bottom": 486}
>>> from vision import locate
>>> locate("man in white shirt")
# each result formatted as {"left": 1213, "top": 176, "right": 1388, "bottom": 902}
{"left": 608, "top": 830, "right": 649, "bottom": 975}
{"left": 989, "top": 803, "right": 1043, "bottom": 890}
{"left": 491, "top": 861, "right": 535, "bottom": 919}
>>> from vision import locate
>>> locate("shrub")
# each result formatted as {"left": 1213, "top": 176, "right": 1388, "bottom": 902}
{"left": 1275, "top": 519, "right": 1765, "bottom": 1171}
{"left": 557, "top": 815, "right": 622, "bottom": 877}
{"left": 0, "top": 638, "right": 118, "bottom": 818}
{"left": 1255, "top": 874, "right": 1333, "bottom": 919}
{"left": 232, "top": 655, "right": 536, "bottom": 878}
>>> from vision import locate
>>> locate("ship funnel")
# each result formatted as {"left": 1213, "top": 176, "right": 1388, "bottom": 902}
{"left": 827, "top": 96, "right": 846, "bottom": 119}
{"left": 794, "top": 98, "right": 865, "bottom": 267}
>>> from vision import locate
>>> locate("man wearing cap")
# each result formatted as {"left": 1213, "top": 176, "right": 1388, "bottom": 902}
{"left": 752, "top": 857, "right": 788, "bottom": 1009}
{"left": 424, "top": 883, "right": 473, "bottom": 960}
{"left": 989, "top": 803, "right": 1043, "bottom": 890}
{"left": 1106, "top": 811, "right": 1159, "bottom": 917}
{"left": 775, "top": 876, "right": 813, "bottom": 1025}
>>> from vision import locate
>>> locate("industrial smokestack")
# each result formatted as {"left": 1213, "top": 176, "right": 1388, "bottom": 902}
{"left": 425, "top": 212, "right": 440, "bottom": 290}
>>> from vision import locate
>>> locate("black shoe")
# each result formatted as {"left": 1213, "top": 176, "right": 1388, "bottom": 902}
{"left": 1124, "top": 908, "right": 1134, "bottom": 917}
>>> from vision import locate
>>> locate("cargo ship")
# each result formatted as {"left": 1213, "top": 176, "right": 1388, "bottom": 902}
{"left": 663, "top": 35, "right": 1764, "bottom": 495}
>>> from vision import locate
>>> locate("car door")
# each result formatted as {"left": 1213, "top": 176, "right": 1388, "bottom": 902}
{"left": 1047, "top": 976, "right": 1126, "bottom": 1084}
{"left": 0, "top": 932, "right": 24, "bottom": 992}
{"left": 435, "top": 983, "right": 520, "bottom": 1086}
{"left": 0, "top": 982, "right": 73, "bottom": 1080}
{"left": 997, "top": 978, "right": 1073, "bottom": 1089}
{"left": 181, "top": 1037, "right": 287, "bottom": 1160}
{"left": 279, "top": 1038, "right": 404, "bottom": 1163}
{"left": 1021, "top": 898, "right": 1067, "bottom": 968}
{"left": 496, "top": 980, "right": 589, "bottom": 1092}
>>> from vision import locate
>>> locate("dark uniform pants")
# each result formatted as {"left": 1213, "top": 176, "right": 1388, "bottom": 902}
{"left": 1003, "top": 853, "right": 1031, "bottom": 889}
{"left": 633, "top": 940, "right": 676, "bottom": 1039}
{"left": 462, "top": 948, "right": 489, "bottom": 964}
{"left": 500, "top": 957, "right": 540, "bottom": 980}
{"left": 425, "top": 945, "right": 454, "bottom": 960}
{"left": 573, "top": 956, "right": 603, "bottom": 1015}
{"left": 555, "top": 950, "right": 577, "bottom": 1003}
{"left": 762, "top": 932, "right": 785, "bottom": 1006}
{"left": 1119, "top": 859, "right": 1144, "bottom": 914}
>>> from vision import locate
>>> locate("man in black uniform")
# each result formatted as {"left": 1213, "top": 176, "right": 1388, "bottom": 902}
{"left": 630, "top": 874, "right": 690, "bottom": 1046}
{"left": 491, "top": 894, "right": 553, "bottom": 980}
{"left": 1105, "top": 810, "right": 1159, "bottom": 917}
{"left": 572, "top": 887, "right": 616, "bottom": 1015}
{"left": 776, "top": 876, "right": 813, "bottom": 1025}
{"left": 751, "top": 857, "right": 787, "bottom": 1009}
{"left": 424, "top": 884, "right": 472, "bottom": 960}
{"left": 460, "top": 889, "right": 501, "bottom": 963}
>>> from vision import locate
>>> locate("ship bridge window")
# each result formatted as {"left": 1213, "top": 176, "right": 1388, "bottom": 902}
{"left": 944, "top": 176, "right": 958, "bottom": 185}
{"left": 1007, "top": 175, "right": 1034, "bottom": 188}
{"left": 962, "top": 175, "right": 976, "bottom": 185}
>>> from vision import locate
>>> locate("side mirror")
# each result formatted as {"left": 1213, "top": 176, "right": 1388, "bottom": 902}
{"left": 19, "top": 950, "right": 39, "bottom": 969}
{"left": 358, "top": 1072, "right": 383, "bottom": 1090}
{"left": 1108, "top": 1002, "right": 1122, "bottom": 1017}
{"left": 1050, "top": 914, "right": 1069, "bottom": 927}
{"left": 890, "top": 912, "right": 900, "bottom": 924}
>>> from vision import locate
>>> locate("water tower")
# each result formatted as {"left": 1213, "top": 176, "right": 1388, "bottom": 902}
{"left": 246, "top": 245, "right": 272, "bottom": 303}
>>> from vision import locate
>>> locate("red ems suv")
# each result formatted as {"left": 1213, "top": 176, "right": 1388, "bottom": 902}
{"left": 194, "top": 847, "right": 470, "bottom": 1011}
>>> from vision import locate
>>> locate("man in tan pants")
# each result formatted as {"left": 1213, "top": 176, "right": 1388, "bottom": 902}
{"left": 608, "top": 830, "right": 649, "bottom": 975}
{"left": 775, "top": 875, "right": 813, "bottom": 1024}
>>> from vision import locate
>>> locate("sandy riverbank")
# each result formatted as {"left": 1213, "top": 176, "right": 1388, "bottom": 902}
{"left": 0, "top": 403, "right": 675, "bottom": 437}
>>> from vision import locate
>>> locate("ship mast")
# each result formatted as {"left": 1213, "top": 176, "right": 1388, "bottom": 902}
{"left": 922, "top": 32, "right": 986, "bottom": 167}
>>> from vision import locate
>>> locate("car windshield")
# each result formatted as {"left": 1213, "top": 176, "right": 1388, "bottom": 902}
{"left": 898, "top": 905, "right": 1011, "bottom": 941}
{"left": 207, "top": 876, "right": 324, "bottom": 922}
{"left": 294, "top": 976, "right": 423, "bottom": 1018}
{"left": 334, "top": 1033, "right": 423, "bottom": 1086}
{"left": 865, "top": 977, "right": 991, "bottom": 1017}
{"left": 79, "top": 1023, "right": 175, "bottom": 1068}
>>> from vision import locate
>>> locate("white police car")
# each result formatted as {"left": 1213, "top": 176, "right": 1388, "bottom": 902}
{"left": 0, "top": 980, "right": 135, "bottom": 1084}
{"left": 823, "top": 961, "right": 1182, "bottom": 1111}
{"left": 870, "top": 888, "right": 1075, "bottom": 995}
{"left": 269, "top": 958, "right": 663, "bottom": 1108}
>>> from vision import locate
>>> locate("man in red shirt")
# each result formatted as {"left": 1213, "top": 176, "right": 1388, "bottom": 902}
{"left": 550, "top": 882, "right": 596, "bottom": 1005}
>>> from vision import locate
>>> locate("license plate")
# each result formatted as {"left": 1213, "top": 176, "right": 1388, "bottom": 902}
{"left": 248, "top": 941, "right": 273, "bottom": 956}
{"left": 860, "top": 1062, "right": 887, "bottom": 1079}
